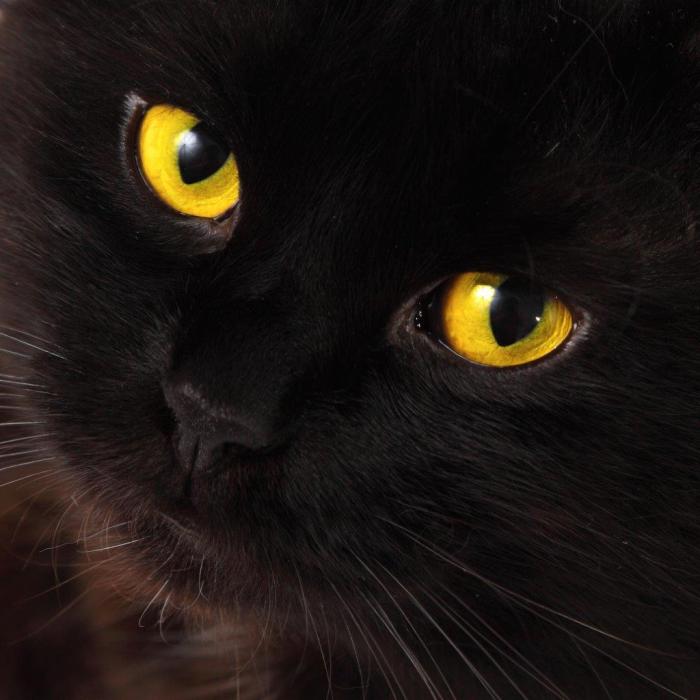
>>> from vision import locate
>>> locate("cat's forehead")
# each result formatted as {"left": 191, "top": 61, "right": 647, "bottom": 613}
{"left": 4, "top": 1, "right": 696, "bottom": 148}
{"left": 7, "top": 1, "right": 695, "bottom": 106}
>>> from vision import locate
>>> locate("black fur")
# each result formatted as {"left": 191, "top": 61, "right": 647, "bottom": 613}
{"left": 1, "top": 1, "right": 700, "bottom": 697}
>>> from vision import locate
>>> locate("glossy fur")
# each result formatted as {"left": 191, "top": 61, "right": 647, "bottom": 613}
{"left": 1, "top": 1, "right": 700, "bottom": 698}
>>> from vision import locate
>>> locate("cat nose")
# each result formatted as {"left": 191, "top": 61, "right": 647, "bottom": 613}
{"left": 163, "top": 378, "right": 285, "bottom": 474}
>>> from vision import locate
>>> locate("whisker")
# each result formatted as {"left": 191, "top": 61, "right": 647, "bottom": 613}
{"left": 515, "top": 597, "right": 686, "bottom": 699}
{"left": 361, "top": 590, "right": 443, "bottom": 700}
{"left": 382, "top": 517, "right": 655, "bottom": 652}
{"left": 290, "top": 564, "right": 312, "bottom": 682}
{"left": 158, "top": 592, "right": 173, "bottom": 643}
{"left": 197, "top": 554, "right": 207, "bottom": 602}
{"left": 520, "top": 0, "right": 625, "bottom": 124}
{"left": 341, "top": 609, "right": 370, "bottom": 700}
{"left": 0, "top": 347, "right": 31, "bottom": 360}
{"left": 82, "top": 520, "right": 132, "bottom": 544}
{"left": 415, "top": 582, "right": 531, "bottom": 700}
{"left": 0, "top": 378, "right": 50, "bottom": 390}
{"left": 305, "top": 585, "right": 334, "bottom": 699}
{"left": 0, "top": 324, "right": 61, "bottom": 349}
{"left": 47, "top": 490, "right": 89, "bottom": 585}
{"left": 0, "top": 456, "right": 54, "bottom": 474}
{"left": 319, "top": 594, "right": 338, "bottom": 700}
{"left": 5, "top": 472, "right": 76, "bottom": 544}
{"left": 138, "top": 578, "right": 171, "bottom": 628}
{"left": 0, "top": 433, "right": 52, "bottom": 447}
{"left": 353, "top": 553, "right": 457, "bottom": 700}
{"left": 11, "top": 588, "right": 93, "bottom": 644}
{"left": 23, "top": 557, "right": 116, "bottom": 601}
{"left": 80, "top": 537, "right": 144, "bottom": 554}
{"left": 569, "top": 635, "right": 613, "bottom": 700}
{"left": 383, "top": 519, "right": 686, "bottom": 698}
{"left": 376, "top": 560, "right": 501, "bottom": 700}
{"left": 0, "top": 469, "right": 54, "bottom": 489}
{"left": 0, "top": 330, "right": 67, "bottom": 361}
{"left": 328, "top": 578, "right": 404, "bottom": 700}
{"left": 0, "top": 448, "right": 48, "bottom": 460}
{"left": 0, "top": 387, "right": 52, "bottom": 396}
{"left": 435, "top": 580, "right": 569, "bottom": 698}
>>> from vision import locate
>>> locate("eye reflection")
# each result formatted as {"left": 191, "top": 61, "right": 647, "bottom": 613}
{"left": 177, "top": 123, "right": 231, "bottom": 185}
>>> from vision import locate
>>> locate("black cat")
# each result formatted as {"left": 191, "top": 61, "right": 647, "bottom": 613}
{"left": 1, "top": 1, "right": 700, "bottom": 698}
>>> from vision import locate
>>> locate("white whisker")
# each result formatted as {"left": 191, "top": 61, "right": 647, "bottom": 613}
{"left": 0, "top": 378, "right": 49, "bottom": 389}
{"left": 0, "top": 347, "right": 31, "bottom": 360}
{"left": 353, "top": 553, "right": 457, "bottom": 700}
{"left": 0, "top": 448, "right": 48, "bottom": 461}
{"left": 328, "top": 578, "right": 404, "bottom": 700}
{"left": 569, "top": 635, "right": 613, "bottom": 700}
{"left": 362, "top": 590, "right": 442, "bottom": 700}
{"left": 436, "top": 580, "right": 568, "bottom": 698}
{"left": 0, "top": 433, "right": 52, "bottom": 447}
{"left": 0, "top": 469, "right": 54, "bottom": 489}
{"left": 416, "top": 583, "right": 531, "bottom": 700}
{"left": 0, "top": 325, "right": 61, "bottom": 348}
{"left": 383, "top": 519, "right": 685, "bottom": 698}
{"left": 158, "top": 592, "right": 173, "bottom": 643}
{"left": 0, "top": 456, "right": 55, "bottom": 473}
{"left": 80, "top": 537, "right": 143, "bottom": 554}
{"left": 383, "top": 517, "right": 649, "bottom": 651}
{"left": 139, "top": 579, "right": 170, "bottom": 628}
{"left": 377, "top": 561, "right": 501, "bottom": 700}
{"left": 0, "top": 330, "right": 67, "bottom": 360}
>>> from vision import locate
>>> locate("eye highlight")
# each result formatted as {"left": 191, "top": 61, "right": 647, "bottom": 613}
{"left": 137, "top": 104, "right": 240, "bottom": 219}
{"left": 420, "top": 272, "right": 574, "bottom": 368}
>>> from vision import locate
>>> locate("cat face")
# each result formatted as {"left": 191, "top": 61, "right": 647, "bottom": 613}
{"left": 2, "top": 0, "right": 700, "bottom": 695}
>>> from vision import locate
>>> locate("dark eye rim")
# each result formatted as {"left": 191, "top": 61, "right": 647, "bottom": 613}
{"left": 409, "top": 272, "right": 585, "bottom": 371}
{"left": 122, "top": 94, "right": 241, "bottom": 227}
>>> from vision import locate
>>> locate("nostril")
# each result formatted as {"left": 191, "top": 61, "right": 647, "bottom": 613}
{"left": 162, "top": 376, "right": 292, "bottom": 474}
{"left": 171, "top": 427, "right": 227, "bottom": 476}
{"left": 171, "top": 427, "right": 200, "bottom": 473}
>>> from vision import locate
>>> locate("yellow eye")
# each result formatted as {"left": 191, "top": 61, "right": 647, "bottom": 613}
{"left": 137, "top": 104, "right": 240, "bottom": 219}
{"left": 428, "top": 272, "right": 574, "bottom": 367}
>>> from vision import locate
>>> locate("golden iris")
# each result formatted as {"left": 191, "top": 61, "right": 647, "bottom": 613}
{"left": 138, "top": 104, "right": 240, "bottom": 218}
{"left": 435, "top": 272, "right": 573, "bottom": 367}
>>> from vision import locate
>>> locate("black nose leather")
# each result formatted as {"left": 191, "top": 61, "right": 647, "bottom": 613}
{"left": 163, "top": 378, "right": 284, "bottom": 474}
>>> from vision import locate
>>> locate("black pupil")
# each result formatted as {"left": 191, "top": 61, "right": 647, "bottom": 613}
{"left": 178, "top": 122, "right": 230, "bottom": 185}
{"left": 489, "top": 277, "right": 545, "bottom": 347}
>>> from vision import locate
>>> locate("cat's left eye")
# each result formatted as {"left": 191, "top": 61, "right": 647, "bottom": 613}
{"left": 137, "top": 104, "right": 240, "bottom": 219}
{"left": 417, "top": 272, "right": 574, "bottom": 368}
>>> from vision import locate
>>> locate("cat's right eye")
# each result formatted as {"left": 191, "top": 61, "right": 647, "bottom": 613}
{"left": 416, "top": 272, "right": 574, "bottom": 368}
{"left": 137, "top": 104, "right": 240, "bottom": 219}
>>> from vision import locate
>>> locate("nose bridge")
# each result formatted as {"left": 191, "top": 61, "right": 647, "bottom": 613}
{"left": 176, "top": 284, "right": 324, "bottom": 405}
{"left": 162, "top": 200, "right": 401, "bottom": 470}
{"left": 163, "top": 272, "right": 341, "bottom": 469}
